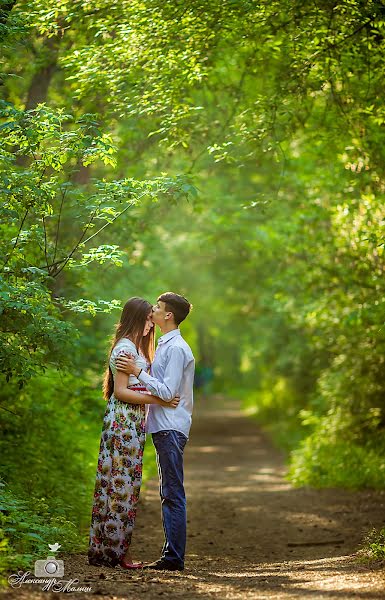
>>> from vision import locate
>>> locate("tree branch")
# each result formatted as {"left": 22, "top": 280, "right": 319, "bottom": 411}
{"left": 42, "top": 215, "right": 50, "bottom": 271}
{"left": 53, "top": 185, "right": 68, "bottom": 264}
{"left": 307, "top": 15, "right": 379, "bottom": 65}
{"left": 1, "top": 208, "right": 29, "bottom": 270}
{"left": 0, "top": 404, "right": 20, "bottom": 416}
{"left": 81, "top": 199, "right": 136, "bottom": 246}
{"left": 38, "top": 197, "right": 139, "bottom": 275}
{"left": 52, "top": 206, "right": 99, "bottom": 277}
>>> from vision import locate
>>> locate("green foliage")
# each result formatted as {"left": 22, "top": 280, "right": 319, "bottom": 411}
{"left": 0, "top": 101, "right": 197, "bottom": 382}
{"left": 0, "top": 482, "right": 85, "bottom": 582}
{"left": 0, "top": 371, "right": 102, "bottom": 521}
{"left": 0, "top": 369, "right": 157, "bottom": 577}
{"left": 2, "top": 0, "right": 385, "bottom": 579}
{"left": 360, "top": 527, "right": 385, "bottom": 561}
{"left": 289, "top": 433, "right": 385, "bottom": 490}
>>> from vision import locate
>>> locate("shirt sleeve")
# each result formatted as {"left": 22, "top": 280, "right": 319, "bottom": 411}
{"left": 111, "top": 340, "right": 139, "bottom": 370}
{"left": 114, "top": 339, "right": 137, "bottom": 355}
{"left": 138, "top": 346, "right": 185, "bottom": 400}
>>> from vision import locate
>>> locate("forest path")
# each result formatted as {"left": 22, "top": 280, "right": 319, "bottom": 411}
{"left": 5, "top": 395, "right": 385, "bottom": 599}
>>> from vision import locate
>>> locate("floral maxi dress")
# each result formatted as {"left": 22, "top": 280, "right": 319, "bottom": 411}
{"left": 88, "top": 338, "right": 149, "bottom": 567}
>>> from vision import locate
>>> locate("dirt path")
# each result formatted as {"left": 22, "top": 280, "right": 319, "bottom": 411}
{"left": 4, "top": 395, "right": 385, "bottom": 599}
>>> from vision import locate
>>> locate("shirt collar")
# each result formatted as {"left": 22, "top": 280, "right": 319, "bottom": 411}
{"left": 157, "top": 328, "right": 181, "bottom": 345}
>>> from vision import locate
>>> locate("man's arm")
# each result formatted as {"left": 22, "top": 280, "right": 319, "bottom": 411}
{"left": 116, "top": 346, "right": 185, "bottom": 401}
{"left": 113, "top": 371, "right": 180, "bottom": 407}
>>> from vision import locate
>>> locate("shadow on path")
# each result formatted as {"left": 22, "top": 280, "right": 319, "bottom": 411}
{"left": 3, "top": 395, "right": 385, "bottom": 599}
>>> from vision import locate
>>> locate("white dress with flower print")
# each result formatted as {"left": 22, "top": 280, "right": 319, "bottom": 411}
{"left": 88, "top": 338, "right": 149, "bottom": 567}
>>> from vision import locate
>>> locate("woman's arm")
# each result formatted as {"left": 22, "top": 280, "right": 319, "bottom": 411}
{"left": 114, "top": 371, "right": 179, "bottom": 408}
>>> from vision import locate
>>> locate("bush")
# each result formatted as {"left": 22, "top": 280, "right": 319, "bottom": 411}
{"left": 0, "top": 482, "right": 85, "bottom": 584}
{"left": 289, "top": 433, "right": 385, "bottom": 489}
{"left": 0, "top": 369, "right": 157, "bottom": 582}
{"left": 360, "top": 527, "right": 385, "bottom": 561}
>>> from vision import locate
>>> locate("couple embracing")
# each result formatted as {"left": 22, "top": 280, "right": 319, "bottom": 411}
{"left": 88, "top": 292, "right": 194, "bottom": 572}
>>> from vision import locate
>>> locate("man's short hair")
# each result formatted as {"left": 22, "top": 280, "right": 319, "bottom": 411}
{"left": 158, "top": 292, "right": 192, "bottom": 326}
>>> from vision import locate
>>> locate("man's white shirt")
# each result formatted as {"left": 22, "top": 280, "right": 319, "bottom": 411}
{"left": 138, "top": 328, "right": 195, "bottom": 438}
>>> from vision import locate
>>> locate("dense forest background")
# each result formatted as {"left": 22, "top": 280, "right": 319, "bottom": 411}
{"left": 1, "top": 0, "right": 385, "bottom": 575}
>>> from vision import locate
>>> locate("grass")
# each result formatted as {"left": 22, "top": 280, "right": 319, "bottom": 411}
{"left": 359, "top": 527, "right": 385, "bottom": 562}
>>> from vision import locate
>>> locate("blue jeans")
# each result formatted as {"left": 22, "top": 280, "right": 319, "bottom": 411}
{"left": 152, "top": 430, "right": 188, "bottom": 567}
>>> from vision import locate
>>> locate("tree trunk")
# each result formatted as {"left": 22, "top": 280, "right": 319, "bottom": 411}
{"left": 25, "top": 35, "right": 61, "bottom": 110}
{"left": 70, "top": 161, "right": 92, "bottom": 185}
{"left": 15, "top": 34, "right": 61, "bottom": 166}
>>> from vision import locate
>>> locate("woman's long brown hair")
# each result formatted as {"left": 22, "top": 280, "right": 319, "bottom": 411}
{"left": 102, "top": 297, "right": 155, "bottom": 400}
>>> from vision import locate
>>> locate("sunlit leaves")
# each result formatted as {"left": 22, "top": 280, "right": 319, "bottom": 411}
{"left": 0, "top": 274, "right": 76, "bottom": 384}
{"left": 1, "top": 0, "right": 385, "bottom": 495}
{"left": 68, "top": 244, "right": 124, "bottom": 268}
{"left": 57, "top": 297, "right": 121, "bottom": 315}
{"left": 0, "top": 99, "right": 198, "bottom": 385}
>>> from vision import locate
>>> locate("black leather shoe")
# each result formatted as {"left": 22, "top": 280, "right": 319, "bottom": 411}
{"left": 143, "top": 559, "right": 184, "bottom": 571}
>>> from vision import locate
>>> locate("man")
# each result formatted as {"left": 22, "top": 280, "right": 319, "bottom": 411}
{"left": 116, "top": 291, "right": 195, "bottom": 572}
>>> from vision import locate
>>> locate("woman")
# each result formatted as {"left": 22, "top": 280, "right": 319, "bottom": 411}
{"left": 88, "top": 297, "right": 179, "bottom": 569}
